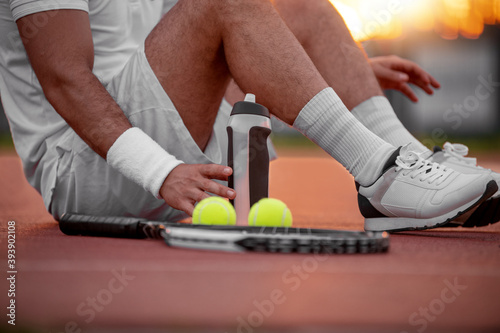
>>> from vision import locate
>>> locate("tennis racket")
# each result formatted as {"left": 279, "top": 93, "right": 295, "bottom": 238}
{"left": 58, "top": 213, "right": 390, "bottom": 254}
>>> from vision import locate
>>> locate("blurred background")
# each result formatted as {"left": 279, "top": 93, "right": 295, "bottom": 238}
{"left": 1, "top": 0, "right": 499, "bottom": 153}
{"left": 273, "top": 0, "right": 500, "bottom": 153}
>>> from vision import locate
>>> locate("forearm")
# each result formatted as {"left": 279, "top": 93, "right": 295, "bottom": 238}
{"left": 15, "top": 10, "right": 130, "bottom": 158}
{"left": 43, "top": 68, "right": 132, "bottom": 159}
{"left": 43, "top": 69, "right": 186, "bottom": 197}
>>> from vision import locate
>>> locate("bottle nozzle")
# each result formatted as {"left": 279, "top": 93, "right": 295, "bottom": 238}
{"left": 244, "top": 93, "right": 256, "bottom": 103}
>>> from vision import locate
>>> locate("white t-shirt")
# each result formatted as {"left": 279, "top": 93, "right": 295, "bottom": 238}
{"left": 0, "top": 0, "right": 176, "bottom": 205}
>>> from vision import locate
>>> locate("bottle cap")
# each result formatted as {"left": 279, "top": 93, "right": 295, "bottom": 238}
{"left": 230, "top": 98, "right": 270, "bottom": 118}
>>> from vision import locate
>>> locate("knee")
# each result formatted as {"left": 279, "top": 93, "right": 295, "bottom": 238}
{"left": 275, "top": 0, "right": 342, "bottom": 20}
{"left": 272, "top": 0, "right": 345, "bottom": 43}
{"left": 181, "top": 0, "right": 275, "bottom": 23}
{"left": 288, "top": 0, "right": 338, "bottom": 14}
{"left": 185, "top": 0, "right": 273, "bottom": 13}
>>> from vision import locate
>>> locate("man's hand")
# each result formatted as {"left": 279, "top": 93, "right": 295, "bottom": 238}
{"left": 369, "top": 55, "right": 441, "bottom": 102}
{"left": 159, "top": 164, "right": 236, "bottom": 216}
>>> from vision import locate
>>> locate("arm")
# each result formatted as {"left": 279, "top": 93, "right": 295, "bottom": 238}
{"left": 369, "top": 55, "right": 441, "bottom": 102}
{"left": 17, "top": 10, "right": 234, "bottom": 215}
{"left": 17, "top": 10, "right": 130, "bottom": 157}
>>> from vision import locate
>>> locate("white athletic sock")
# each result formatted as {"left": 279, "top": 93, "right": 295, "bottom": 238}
{"left": 293, "top": 88, "right": 396, "bottom": 186}
{"left": 351, "top": 96, "right": 431, "bottom": 155}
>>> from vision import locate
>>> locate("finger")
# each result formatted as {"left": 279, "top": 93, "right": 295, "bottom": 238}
{"left": 410, "top": 76, "right": 440, "bottom": 95}
{"left": 392, "top": 59, "right": 431, "bottom": 84}
{"left": 179, "top": 200, "right": 196, "bottom": 217}
{"left": 196, "top": 190, "right": 212, "bottom": 203}
{"left": 399, "top": 83, "right": 419, "bottom": 102}
{"left": 199, "top": 164, "right": 232, "bottom": 180}
{"left": 182, "top": 190, "right": 211, "bottom": 214}
{"left": 411, "top": 79, "right": 435, "bottom": 95}
{"left": 199, "top": 178, "right": 236, "bottom": 199}
{"left": 429, "top": 75, "right": 441, "bottom": 89}
{"left": 377, "top": 79, "right": 400, "bottom": 91}
{"left": 376, "top": 65, "right": 409, "bottom": 83}
{"left": 183, "top": 185, "right": 210, "bottom": 202}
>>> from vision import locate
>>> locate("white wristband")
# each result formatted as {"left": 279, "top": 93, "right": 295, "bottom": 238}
{"left": 106, "top": 127, "right": 184, "bottom": 199}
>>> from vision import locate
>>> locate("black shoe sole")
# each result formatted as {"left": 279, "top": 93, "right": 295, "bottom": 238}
{"left": 440, "top": 195, "right": 500, "bottom": 228}
{"left": 371, "top": 180, "right": 498, "bottom": 232}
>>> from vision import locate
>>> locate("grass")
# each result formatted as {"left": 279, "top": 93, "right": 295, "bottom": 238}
{"left": 270, "top": 133, "right": 317, "bottom": 149}
{"left": 0, "top": 132, "right": 14, "bottom": 152}
{"left": 0, "top": 131, "right": 498, "bottom": 156}
{"left": 415, "top": 133, "right": 500, "bottom": 153}
{"left": 272, "top": 132, "right": 500, "bottom": 153}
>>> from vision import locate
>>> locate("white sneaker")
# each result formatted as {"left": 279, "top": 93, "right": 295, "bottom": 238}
{"left": 429, "top": 142, "right": 500, "bottom": 227}
{"left": 358, "top": 145, "right": 497, "bottom": 232}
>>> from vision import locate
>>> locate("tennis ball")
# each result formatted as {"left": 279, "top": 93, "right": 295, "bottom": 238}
{"left": 248, "top": 198, "right": 293, "bottom": 227}
{"left": 192, "top": 197, "right": 236, "bottom": 225}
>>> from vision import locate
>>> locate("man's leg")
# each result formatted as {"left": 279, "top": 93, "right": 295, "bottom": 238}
{"left": 145, "top": 0, "right": 326, "bottom": 150}
{"left": 272, "top": 0, "right": 499, "bottom": 228}
{"left": 272, "top": 0, "right": 381, "bottom": 110}
{"left": 145, "top": 0, "right": 393, "bottom": 185}
{"left": 143, "top": 0, "right": 494, "bottom": 231}
{"left": 225, "top": 0, "right": 427, "bottom": 153}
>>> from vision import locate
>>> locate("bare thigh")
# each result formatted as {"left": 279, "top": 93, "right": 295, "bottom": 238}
{"left": 145, "top": 1, "right": 231, "bottom": 151}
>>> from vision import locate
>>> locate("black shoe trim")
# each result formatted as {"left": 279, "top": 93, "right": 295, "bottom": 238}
{"left": 358, "top": 193, "right": 387, "bottom": 219}
{"left": 387, "top": 180, "right": 498, "bottom": 232}
{"left": 433, "top": 145, "right": 442, "bottom": 153}
{"left": 382, "top": 147, "right": 401, "bottom": 175}
{"left": 442, "top": 195, "right": 500, "bottom": 228}
{"left": 355, "top": 147, "right": 401, "bottom": 217}
{"left": 354, "top": 147, "right": 401, "bottom": 192}
{"left": 431, "top": 180, "right": 499, "bottom": 229}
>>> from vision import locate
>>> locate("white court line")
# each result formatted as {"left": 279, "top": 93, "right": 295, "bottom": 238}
{"left": 17, "top": 259, "right": 500, "bottom": 278}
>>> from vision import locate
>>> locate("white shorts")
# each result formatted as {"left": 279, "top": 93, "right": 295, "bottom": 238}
{"left": 49, "top": 48, "right": 276, "bottom": 222}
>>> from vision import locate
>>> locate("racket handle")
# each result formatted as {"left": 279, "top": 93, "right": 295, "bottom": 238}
{"left": 58, "top": 213, "right": 147, "bottom": 239}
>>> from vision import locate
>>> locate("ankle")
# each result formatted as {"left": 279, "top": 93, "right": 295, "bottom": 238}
{"left": 355, "top": 144, "right": 398, "bottom": 187}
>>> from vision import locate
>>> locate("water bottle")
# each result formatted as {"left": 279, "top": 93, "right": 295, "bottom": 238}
{"left": 227, "top": 94, "right": 272, "bottom": 225}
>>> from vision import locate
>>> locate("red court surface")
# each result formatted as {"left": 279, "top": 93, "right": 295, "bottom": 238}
{"left": 1, "top": 148, "right": 500, "bottom": 333}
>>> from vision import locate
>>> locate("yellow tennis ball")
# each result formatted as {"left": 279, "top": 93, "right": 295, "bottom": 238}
{"left": 248, "top": 198, "right": 293, "bottom": 227}
{"left": 192, "top": 197, "right": 236, "bottom": 225}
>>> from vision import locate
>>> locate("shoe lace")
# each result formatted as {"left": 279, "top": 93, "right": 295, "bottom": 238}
{"left": 395, "top": 150, "right": 451, "bottom": 185}
{"left": 443, "top": 142, "right": 479, "bottom": 167}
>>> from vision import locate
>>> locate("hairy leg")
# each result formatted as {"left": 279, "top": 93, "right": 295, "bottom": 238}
{"left": 269, "top": 0, "right": 433, "bottom": 153}
{"left": 145, "top": 0, "right": 327, "bottom": 150}
{"left": 226, "top": 0, "right": 383, "bottom": 110}
{"left": 275, "top": 0, "right": 383, "bottom": 110}
{"left": 146, "top": 0, "right": 397, "bottom": 193}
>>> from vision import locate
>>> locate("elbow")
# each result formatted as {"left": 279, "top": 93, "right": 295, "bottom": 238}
{"left": 41, "top": 66, "right": 94, "bottom": 105}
